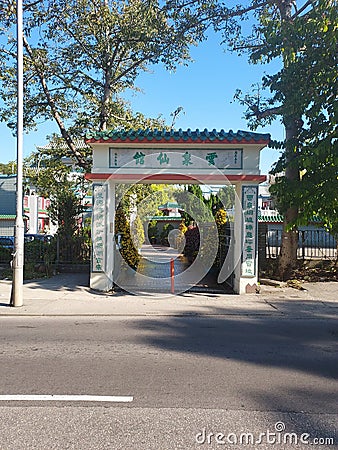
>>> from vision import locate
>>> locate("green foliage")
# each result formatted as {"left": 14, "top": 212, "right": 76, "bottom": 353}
{"left": 131, "top": 215, "right": 145, "bottom": 250}
{"left": 136, "top": 184, "right": 180, "bottom": 219}
{"left": 215, "top": 209, "right": 227, "bottom": 228}
{"left": 0, "top": 0, "right": 211, "bottom": 167}
{"left": 48, "top": 189, "right": 85, "bottom": 238}
{"left": 216, "top": 186, "right": 235, "bottom": 210}
{"left": 115, "top": 206, "right": 140, "bottom": 269}
{"left": 0, "top": 246, "right": 12, "bottom": 264}
{"left": 147, "top": 220, "right": 159, "bottom": 244}
{"left": 23, "top": 142, "right": 91, "bottom": 239}
{"left": 118, "top": 184, "right": 183, "bottom": 249}
{"left": 0, "top": 162, "right": 16, "bottom": 175}
{"left": 160, "top": 223, "right": 174, "bottom": 246}
{"left": 175, "top": 185, "right": 213, "bottom": 226}
{"left": 215, "top": 209, "right": 228, "bottom": 267}
{"left": 24, "top": 240, "right": 51, "bottom": 264}
{"left": 219, "top": 0, "right": 337, "bottom": 275}
{"left": 268, "top": 0, "right": 338, "bottom": 236}
{"left": 55, "top": 235, "right": 91, "bottom": 264}
{"left": 183, "top": 225, "right": 200, "bottom": 259}
{"left": 198, "top": 222, "right": 217, "bottom": 266}
{"left": 176, "top": 221, "right": 187, "bottom": 250}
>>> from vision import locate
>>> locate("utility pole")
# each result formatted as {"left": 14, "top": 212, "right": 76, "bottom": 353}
{"left": 10, "top": 0, "right": 24, "bottom": 307}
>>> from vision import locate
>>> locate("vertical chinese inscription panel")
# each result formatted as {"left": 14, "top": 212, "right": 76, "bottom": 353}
{"left": 92, "top": 184, "right": 107, "bottom": 272}
{"left": 241, "top": 186, "right": 258, "bottom": 277}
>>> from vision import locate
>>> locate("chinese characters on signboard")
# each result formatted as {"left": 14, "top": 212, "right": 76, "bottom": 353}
{"left": 92, "top": 184, "right": 107, "bottom": 272}
{"left": 109, "top": 148, "right": 242, "bottom": 170}
{"left": 242, "top": 186, "right": 258, "bottom": 277}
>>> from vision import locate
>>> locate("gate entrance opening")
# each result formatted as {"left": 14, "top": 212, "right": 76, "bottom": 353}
{"left": 85, "top": 128, "right": 269, "bottom": 294}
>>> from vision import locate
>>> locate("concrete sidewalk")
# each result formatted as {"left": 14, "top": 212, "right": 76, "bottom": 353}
{"left": 0, "top": 273, "right": 337, "bottom": 317}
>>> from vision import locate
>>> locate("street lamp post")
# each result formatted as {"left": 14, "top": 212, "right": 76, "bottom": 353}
{"left": 11, "top": 0, "right": 24, "bottom": 307}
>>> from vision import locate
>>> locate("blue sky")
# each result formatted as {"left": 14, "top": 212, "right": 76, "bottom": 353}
{"left": 0, "top": 32, "right": 284, "bottom": 174}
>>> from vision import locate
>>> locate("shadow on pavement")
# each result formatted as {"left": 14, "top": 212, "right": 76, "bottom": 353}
{"left": 126, "top": 311, "right": 337, "bottom": 439}
{"left": 22, "top": 273, "right": 90, "bottom": 292}
{"left": 129, "top": 313, "right": 338, "bottom": 381}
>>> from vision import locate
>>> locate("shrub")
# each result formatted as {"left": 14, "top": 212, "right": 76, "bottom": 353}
{"left": 147, "top": 220, "right": 158, "bottom": 244}
{"left": 175, "top": 221, "right": 187, "bottom": 250}
{"left": 131, "top": 215, "right": 145, "bottom": 251}
{"left": 115, "top": 207, "right": 140, "bottom": 270}
{"left": 160, "top": 223, "right": 174, "bottom": 246}
{"left": 0, "top": 246, "right": 12, "bottom": 264}
{"left": 183, "top": 225, "right": 200, "bottom": 260}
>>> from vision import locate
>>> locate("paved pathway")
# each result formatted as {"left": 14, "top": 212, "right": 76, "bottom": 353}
{"left": 115, "top": 245, "right": 230, "bottom": 294}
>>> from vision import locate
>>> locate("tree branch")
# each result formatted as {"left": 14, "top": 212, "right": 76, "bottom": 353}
{"left": 23, "top": 0, "right": 43, "bottom": 9}
{"left": 22, "top": 34, "right": 89, "bottom": 170}
{"left": 291, "top": 0, "right": 313, "bottom": 19}
{"left": 249, "top": 104, "right": 283, "bottom": 119}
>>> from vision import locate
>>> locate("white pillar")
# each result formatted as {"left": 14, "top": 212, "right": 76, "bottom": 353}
{"left": 233, "top": 184, "right": 259, "bottom": 294}
{"left": 233, "top": 183, "right": 243, "bottom": 294}
{"left": 28, "top": 191, "right": 38, "bottom": 234}
{"left": 90, "top": 182, "right": 115, "bottom": 292}
{"left": 107, "top": 181, "right": 115, "bottom": 285}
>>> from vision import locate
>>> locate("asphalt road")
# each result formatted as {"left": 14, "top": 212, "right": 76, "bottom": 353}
{"left": 0, "top": 315, "right": 337, "bottom": 449}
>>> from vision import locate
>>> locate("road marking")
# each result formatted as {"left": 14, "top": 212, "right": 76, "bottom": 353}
{"left": 0, "top": 395, "right": 133, "bottom": 402}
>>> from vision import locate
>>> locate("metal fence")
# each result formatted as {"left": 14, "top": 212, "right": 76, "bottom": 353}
{"left": 2, "top": 228, "right": 336, "bottom": 267}
{"left": 0, "top": 235, "right": 91, "bottom": 265}
{"left": 266, "top": 228, "right": 337, "bottom": 260}
{"left": 54, "top": 236, "right": 91, "bottom": 264}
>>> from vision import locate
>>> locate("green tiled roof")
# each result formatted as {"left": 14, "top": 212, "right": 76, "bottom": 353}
{"left": 258, "top": 214, "right": 284, "bottom": 223}
{"left": 0, "top": 215, "right": 28, "bottom": 220}
{"left": 86, "top": 128, "right": 270, "bottom": 143}
{"left": 158, "top": 202, "right": 181, "bottom": 210}
{"left": 258, "top": 214, "right": 324, "bottom": 224}
{"left": 147, "top": 216, "right": 182, "bottom": 221}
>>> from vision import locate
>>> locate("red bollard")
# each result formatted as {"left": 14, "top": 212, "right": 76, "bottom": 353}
{"left": 170, "top": 258, "right": 175, "bottom": 294}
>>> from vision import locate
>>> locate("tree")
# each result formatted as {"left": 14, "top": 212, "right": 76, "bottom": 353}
{"left": 217, "top": 186, "right": 235, "bottom": 211}
{"left": 47, "top": 189, "right": 85, "bottom": 237}
{"left": 24, "top": 142, "right": 90, "bottom": 237}
{"left": 0, "top": 162, "right": 16, "bottom": 175}
{"left": 136, "top": 184, "right": 180, "bottom": 219}
{"left": 115, "top": 206, "right": 140, "bottom": 270}
{"left": 268, "top": 0, "right": 337, "bottom": 240}
{"left": 0, "top": 0, "right": 214, "bottom": 170}
{"left": 227, "top": 0, "right": 337, "bottom": 278}
{"left": 175, "top": 185, "right": 214, "bottom": 225}
{"left": 130, "top": 214, "right": 145, "bottom": 251}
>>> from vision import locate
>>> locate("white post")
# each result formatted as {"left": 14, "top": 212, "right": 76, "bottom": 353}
{"left": 106, "top": 181, "right": 115, "bottom": 287}
{"left": 28, "top": 190, "right": 38, "bottom": 234}
{"left": 234, "top": 184, "right": 260, "bottom": 294}
{"left": 90, "top": 182, "right": 115, "bottom": 291}
{"left": 233, "top": 184, "right": 243, "bottom": 294}
{"left": 11, "top": 0, "right": 24, "bottom": 307}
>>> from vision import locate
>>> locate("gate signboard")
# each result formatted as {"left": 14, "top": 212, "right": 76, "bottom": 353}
{"left": 108, "top": 147, "right": 243, "bottom": 170}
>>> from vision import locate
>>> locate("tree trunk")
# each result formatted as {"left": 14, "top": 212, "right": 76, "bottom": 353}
{"left": 99, "top": 2, "right": 111, "bottom": 132}
{"left": 99, "top": 69, "right": 111, "bottom": 132}
{"left": 278, "top": 117, "right": 300, "bottom": 279}
{"left": 275, "top": 0, "right": 301, "bottom": 280}
{"left": 279, "top": 207, "right": 299, "bottom": 279}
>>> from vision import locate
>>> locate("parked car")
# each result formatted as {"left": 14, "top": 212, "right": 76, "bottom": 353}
{"left": 0, "top": 236, "right": 15, "bottom": 250}
{"left": 24, "top": 234, "right": 54, "bottom": 243}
